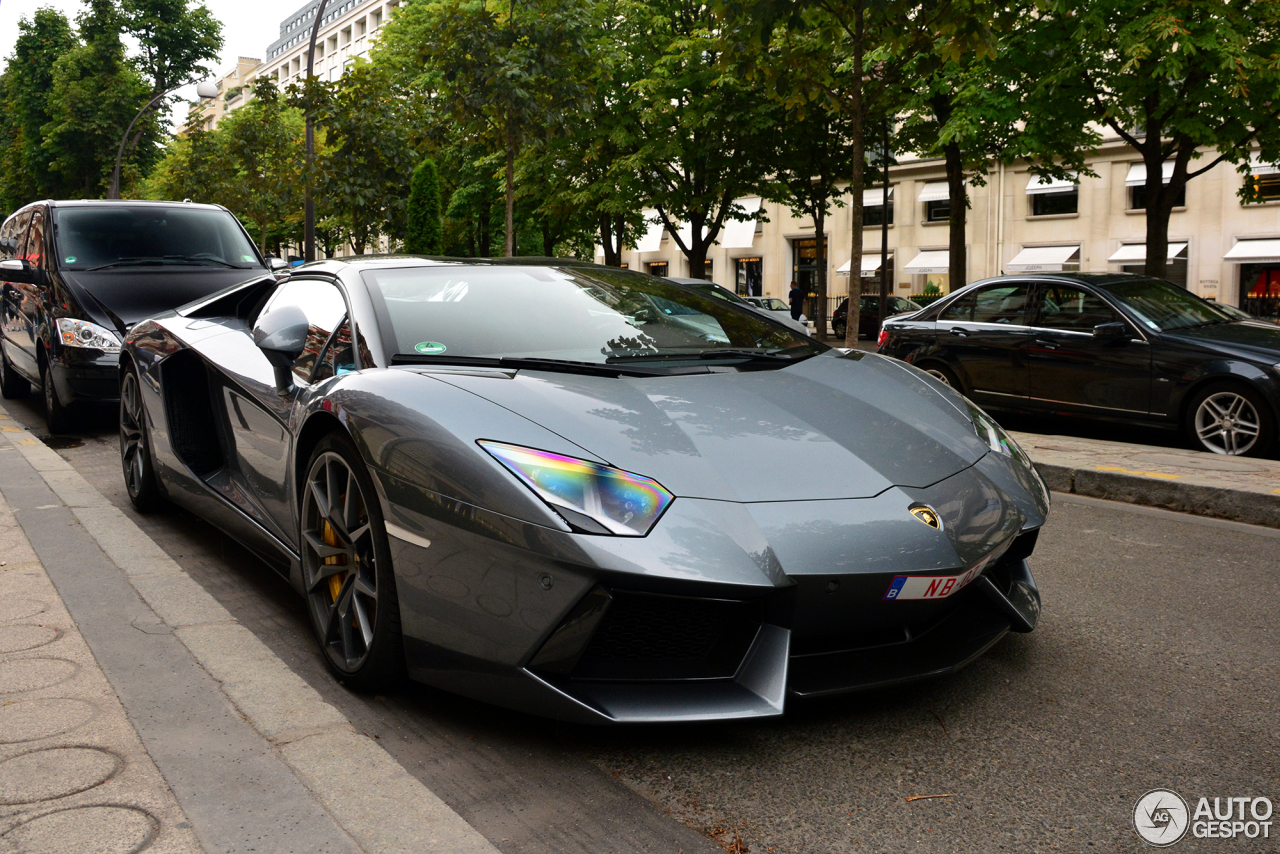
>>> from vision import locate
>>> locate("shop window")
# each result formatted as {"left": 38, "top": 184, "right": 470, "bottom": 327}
{"left": 1031, "top": 189, "right": 1078, "bottom": 217}
{"left": 703, "top": 260, "right": 713, "bottom": 279}
{"left": 865, "top": 202, "right": 894, "bottom": 227}
{"left": 735, "top": 257, "right": 762, "bottom": 296}
{"left": 926, "top": 200, "right": 950, "bottom": 222}
{"left": 1130, "top": 184, "right": 1185, "bottom": 210}
{"left": 646, "top": 262, "right": 668, "bottom": 277}
{"left": 1239, "top": 264, "right": 1280, "bottom": 323}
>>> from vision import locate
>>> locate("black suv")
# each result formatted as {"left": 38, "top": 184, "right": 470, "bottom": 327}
{"left": 878, "top": 273, "right": 1280, "bottom": 457}
{"left": 0, "top": 201, "right": 276, "bottom": 432}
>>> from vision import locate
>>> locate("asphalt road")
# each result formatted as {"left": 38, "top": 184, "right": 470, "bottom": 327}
{"left": 9, "top": 398, "right": 1279, "bottom": 854}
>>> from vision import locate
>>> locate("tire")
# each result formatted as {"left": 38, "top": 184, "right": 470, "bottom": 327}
{"left": 832, "top": 321, "right": 846, "bottom": 339}
{"left": 40, "top": 356, "right": 73, "bottom": 434}
{"left": 1185, "top": 382, "right": 1275, "bottom": 457}
{"left": 919, "top": 363, "right": 961, "bottom": 391}
{"left": 300, "top": 432, "right": 404, "bottom": 691}
{"left": 0, "top": 341, "right": 29, "bottom": 399}
{"left": 119, "top": 365, "right": 165, "bottom": 512}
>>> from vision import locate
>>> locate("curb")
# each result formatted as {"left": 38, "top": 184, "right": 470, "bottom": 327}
{"left": 1034, "top": 462, "right": 1280, "bottom": 530}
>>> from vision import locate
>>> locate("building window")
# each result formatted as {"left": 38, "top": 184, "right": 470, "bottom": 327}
{"left": 703, "top": 260, "right": 713, "bottom": 279}
{"left": 1246, "top": 173, "right": 1280, "bottom": 202}
{"left": 1239, "top": 264, "right": 1280, "bottom": 322}
{"left": 1130, "top": 184, "right": 1185, "bottom": 210}
{"left": 735, "top": 257, "right": 762, "bottom": 296}
{"left": 646, "top": 262, "right": 668, "bottom": 277}
{"left": 865, "top": 201, "right": 894, "bottom": 227}
{"left": 1031, "top": 189, "right": 1078, "bottom": 217}
{"left": 926, "top": 199, "right": 950, "bottom": 222}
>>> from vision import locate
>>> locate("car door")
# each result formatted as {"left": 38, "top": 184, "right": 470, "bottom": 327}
{"left": 1024, "top": 283, "right": 1151, "bottom": 415}
{"left": 204, "top": 278, "right": 351, "bottom": 546}
{"left": 1, "top": 211, "right": 37, "bottom": 377}
{"left": 13, "top": 210, "right": 48, "bottom": 375}
{"left": 934, "top": 281, "right": 1035, "bottom": 400}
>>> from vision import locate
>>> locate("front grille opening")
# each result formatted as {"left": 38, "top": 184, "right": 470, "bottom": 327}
{"left": 568, "top": 591, "right": 763, "bottom": 682}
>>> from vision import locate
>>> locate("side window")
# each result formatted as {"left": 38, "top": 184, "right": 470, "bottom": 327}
{"left": 312, "top": 319, "right": 356, "bottom": 383}
{"left": 258, "top": 279, "right": 348, "bottom": 382}
{"left": 972, "top": 284, "right": 1032, "bottom": 325}
{"left": 938, "top": 294, "right": 974, "bottom": 322}
{"left": 7, "top": 212, "right": 32, "bottom": 265}
{"left": 1038, "top": 286, "right": 1119, "bottom": 331}
{"left": 0, "top": 219, "right": 11, "bottom": 259}
{"left": 25, "top": 212, "right": 46, "bottom": 271}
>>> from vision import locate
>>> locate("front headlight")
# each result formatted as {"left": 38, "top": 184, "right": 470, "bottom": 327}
{"left": 57, "top": 318, "right": 122, "bottom": 353}
{"left": 479, "top": 440, "right": 674, "bottom": 536}
{"left": 966, "top": 399, "right": 1027, "bottom": 461}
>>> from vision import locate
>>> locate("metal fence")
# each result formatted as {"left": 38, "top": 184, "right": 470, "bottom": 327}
{"left": 811, "top": 291, "right": 947, "bottom": 321}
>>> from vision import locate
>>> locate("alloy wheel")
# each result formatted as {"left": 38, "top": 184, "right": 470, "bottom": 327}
{"left": 119, "top": 372, "right": 147, "bottom": 496}
{"left": 924, "top": 368, "right": 953, "bottom": 387}
{"left": 1194, "top": 391, "right": 1260, "bottom": 455}
{"left": 301, "top": 451, "right": 379, "bottom": 672}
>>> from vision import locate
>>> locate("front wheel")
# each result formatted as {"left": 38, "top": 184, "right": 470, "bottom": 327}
{"left": 1, "top": 341, "right": 29, "bottom": 399}
{"left": 120, "top": 366, "right": 165, "bottom": 512}
{"left": 1186, "top": 383, "right": 1274, "bottom": 457}
{"left": 41, "top": 358, "right": 72, "bottom": 434}
{"left": 300, "top": 433, "right": 404, "bottom": 692}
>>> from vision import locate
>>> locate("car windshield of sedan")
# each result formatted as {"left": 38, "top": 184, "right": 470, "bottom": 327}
{"left": 1101, "top": 278, "right": 1235, "bottom": 332}
{"left": 53, "top": 206, "right": 262, "bottom": 271}
{"left": 364, "top": 265, "right": 825, "bottom": 365}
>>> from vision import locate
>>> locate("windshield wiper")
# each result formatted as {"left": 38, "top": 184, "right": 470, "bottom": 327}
{"left": 390, "top": 354, "right": 674, "bottom": 377}
{"left": 608, "top": 348, "right": 807, "bottom": 363}
{"left": 163, "top": 255, "right": 240, "bottom": 268}
{"left": 85, "top": 255, "right": 241, "bottom": 271}
{"left": 84, "top": 258, "right": 168, "bottom": 271}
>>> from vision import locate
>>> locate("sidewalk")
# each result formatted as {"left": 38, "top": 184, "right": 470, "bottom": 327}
{"left": 0, "top": 405, "right": 499, "bottom": 854}
{"left": 1011, "top": 430, "right": 1280, "bottom": 529}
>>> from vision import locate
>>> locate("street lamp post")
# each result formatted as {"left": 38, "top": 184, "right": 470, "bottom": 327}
{"left": 109, "top": 80, "right": 219, "bottom": 200}
{"left": 304, "top": 0, "right": 331, "bottom": 263}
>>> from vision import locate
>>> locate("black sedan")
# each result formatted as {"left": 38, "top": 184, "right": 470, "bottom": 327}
{"left": 878, "top": 273, "right": 1280, "bottom": 456}
{"left": 0, "top": 200, "right": 275, "bottom": 432}
{"left": 832, "top": 294, "right": 923, "bottom": 339}
{"left": 118, "top": 257, "right": 1048, "bottom": 723}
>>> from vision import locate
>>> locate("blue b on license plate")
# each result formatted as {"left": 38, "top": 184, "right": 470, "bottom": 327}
{"left": 883, "top": 560, "right": 989, "bottom": 601}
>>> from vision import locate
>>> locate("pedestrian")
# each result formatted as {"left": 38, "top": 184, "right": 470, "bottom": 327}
{"left": 788, "top": 280, "right": 804, "bottom": 322}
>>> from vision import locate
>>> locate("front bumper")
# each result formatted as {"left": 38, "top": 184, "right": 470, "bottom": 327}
{"left": 52, "top": 349, "right": 119, "bottom": 404}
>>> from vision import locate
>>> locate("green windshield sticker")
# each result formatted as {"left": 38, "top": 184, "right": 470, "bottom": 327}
{"left": 415, "top": 341, "right": 447, "bottom": 355}
{"left": 242, "top": 254, "right": 255, "bottom": 262}
{"left": 65, "top": 256, "right": 76, "bottom": 263}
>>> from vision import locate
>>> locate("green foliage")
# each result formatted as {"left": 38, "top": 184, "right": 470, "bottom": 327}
{"left": 405, "top": 157, "right": 443, "bottom": 254}
{"left": 121, "top": 0, "right": 223, "bottom": 93}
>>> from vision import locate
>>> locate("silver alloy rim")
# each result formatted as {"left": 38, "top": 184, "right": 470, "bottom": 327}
{"left": 301, "top": 451, "right": 378, "bottom": 671}
{"left": 119, "top": 372, "right": 146, "bottom": 495}
{"left": 1194, "top": 391, "right": 1260, "bottom": 455}
{"left": 925, "top": 368, "right": 952, "bottom": 387}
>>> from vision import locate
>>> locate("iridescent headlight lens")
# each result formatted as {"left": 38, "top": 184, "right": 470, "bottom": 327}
{"left": 479, "top": 441, "right": 673, "bottom": 536}
{"left": 966, "top": 400, "right": 1026, "bottom": 460}
{"left": 56, "top": 318, "right": 121, "bottom": 353}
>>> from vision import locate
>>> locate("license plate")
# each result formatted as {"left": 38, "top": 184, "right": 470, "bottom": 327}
{"left": 883, "top": 554, "right": 994, "bottom": 601}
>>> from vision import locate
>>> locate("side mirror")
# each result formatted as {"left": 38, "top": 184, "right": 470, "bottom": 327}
{"left": 1093, "top": 321, "right": 1128, "bottom": 341}
{"left": 0, "top": 258, "right": 33, "bottom": 284}
{"left": 252, "top": 304, "right": 310, "bottom": 395}
{"left": 267, "top": 257, "right": 290, "bottom": 271}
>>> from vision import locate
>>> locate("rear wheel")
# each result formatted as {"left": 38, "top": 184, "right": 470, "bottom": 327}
{"left": 300, "top": 433, "right": 404, "bottom": 691}
{"left": 120, "top": 365, "right": 164, "bottom": 512}
{"left": 1186, "top": 383, "right": 1274, "bottom": 456}
{"left": 40, "top": 356, "right": 72, "bottom": 434}
{"left": 919, "top": 363, "right": 961, "bottom": 390}
{"left": 0, "top": 341, "right": 29, "bottom": 399}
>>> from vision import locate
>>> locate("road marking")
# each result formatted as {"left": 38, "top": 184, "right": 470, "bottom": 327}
{"left": 1095, "top": 465, "right": 1181, "bottom": 480}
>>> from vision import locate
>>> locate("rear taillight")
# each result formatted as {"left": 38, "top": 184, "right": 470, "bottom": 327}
{"left": 877, "top": 328, "right": 889, "bottom": 348}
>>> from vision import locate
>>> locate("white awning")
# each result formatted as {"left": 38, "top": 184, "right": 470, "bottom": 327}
{"left": 836, "top": 252, "right": 894, "bottom": 276}
{"left": 1224, "top": 238, "right": 1280, "bottom": 263}
{"left": 903, "top": 250, "right": 950, "bottom": 274}
{"left": 1125, "top": 162, "right": 1174, "bottom": 186}
{"left": 633, "top": 209, "right": 664, "bottom": 253}
{"left": 862, "top": 186, "right": 894, "bottom": 206}
{"left": 718, "top": 197, "right": 762, "bottom": 248}
{"left": 1248, "top": 152, "right": 1280, "bottom": 177}
{"left": 916, "top": 182, "right": 952, "bottom": 203}
{"left": 1005, "top": 245, "right": 1080, "bottom": 272}
{"left": 1026, "top": 173, "right": 1078, "bottom": 195}
{"left": 1107, "top": 242, "right": 1188, "bottom": 263}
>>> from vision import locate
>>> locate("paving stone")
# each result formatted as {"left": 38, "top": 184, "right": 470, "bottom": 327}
{"left": 0, "top": 747, "right": 120, "bottom": 805}
{"left": 0, "top": 625, "right": 60, "bottom": 654}
{"left": 1, "top": 805, "right": 156, "bottom": 854}
{"left": 0, "top": 658, "right": 78, "bottom": 694}
{"left": 0, "top": 698, "right": 96, "bottom": 744}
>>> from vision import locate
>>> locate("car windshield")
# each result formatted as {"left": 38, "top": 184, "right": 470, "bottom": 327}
{"left": 759, "top": 298, "right": 788, "bottom": 311}
{"left": 364, "top": 265, "right": 825, "bottom": 365}
{"left": 53, "top": 206, "right": 261, "bottom": 270}
{"left": 1100, "top": 277, "right": 1234, "bottom": 332}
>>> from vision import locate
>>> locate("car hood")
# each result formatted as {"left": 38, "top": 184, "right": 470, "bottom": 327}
{"left": 1159, "top": 320, "right": 1280, "bottom": 363}
{"left": 63, "top": 267, "right": 267, "bottom": 333}
{"left": 424, "top": 351, "right": 989, "bottom": 502}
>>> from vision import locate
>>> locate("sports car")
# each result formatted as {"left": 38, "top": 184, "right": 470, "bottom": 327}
{"left": 119, "top": 258, "right": 1049, "bottom": 723}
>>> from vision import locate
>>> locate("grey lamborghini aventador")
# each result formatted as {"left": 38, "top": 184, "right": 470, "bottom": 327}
{"left": 118, "top": 258, "right": 1049, "bottom": 723}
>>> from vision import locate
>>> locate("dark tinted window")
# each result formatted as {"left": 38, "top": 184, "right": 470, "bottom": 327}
{"left": 26, "top": 212, "right": 46, "bottom": 271}
{"left": 1100, "top": 277, "right": 1232, "bottom": 332}
{"left": 53, "top": 206, "right": 261, "bottom": 270}
{"left": 1032, "top": 189, "right": 1078, "bottom": 216}
{"left": 1037, "top": 286, "right": 1119, "bottom": 331}
{"left": 926, "top": 200, "right": 950, "bottom": 222}
{"left": 313, "top": 319, "right": 356, "bottom": 382}
{"left": 972, "top": 284, "right": 1032, "bottom": 325}
{"left": 865, "top": 202, "right": 893, "bottom": 226}
{"left": 938, "top": 294, "right": 973, "bottom": 321}
{"left": 1130, "top": 184, "right": 1185, "bottom": 210}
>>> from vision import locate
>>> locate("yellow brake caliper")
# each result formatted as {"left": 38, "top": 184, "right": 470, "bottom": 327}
{"left": 323, "top": 520, "right": 346, "bottom": 602}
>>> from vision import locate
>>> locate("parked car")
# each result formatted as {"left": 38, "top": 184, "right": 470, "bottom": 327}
{"left": 745, "top": 295, "right": 792, "bottom": 318}
{"left": 119, "top": 258, "right": 1048, "bottom": 722}
{"left": 832, "top": 294, "right": 923, "bottom": 339}
{"left": 0, "top": 200, "right": 277, "bottom": 432}
{"left": 667, "top": 277, "right": 810, "bottom": 335}
{"left": 878, "top": 272, "right": 1280, "bottom": 456}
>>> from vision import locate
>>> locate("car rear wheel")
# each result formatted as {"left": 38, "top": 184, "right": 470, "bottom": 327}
{"left": 0, "top": 341, "right": 29, "bottom": 399}
{"left": 40, "top": 357, "right": 72, "bottom": 434}
{"left": 119, "top": 365, "right": 164, "bottom": 512}
{"left": 1186, "top": 383, "right": 1274, "bottom": 457}
{"left": 920, "top": 363, "right": 961, "bottom": 390}
{"left": 300, "top": 433, "right": 404, "bottom": 691}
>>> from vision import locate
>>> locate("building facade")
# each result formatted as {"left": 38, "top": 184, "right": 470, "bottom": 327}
{"left": 603, "top": 136, "right": 1280, "bottom": 323}
{"left": 182, "top": 56, "right": 262, "bottom": 133}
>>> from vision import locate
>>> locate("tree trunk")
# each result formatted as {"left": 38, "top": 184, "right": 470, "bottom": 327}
{"left": 542, "top": 218, "right": 556, "bottom": 257}
{"left": 844, "top": 0, "right": 865, "bottom": 349}
{"left": 504, "top": 142, "right": 516, "bottom": 257}
{"left": 686, "top": 239, "right": 709, "bottom": 281}
{"left": 814, "top": 206, "right": 828, "bottom": 339}
{"left": 945, "top": 141, "right": 966, "bottom": 291}
{"left": 599, "top": 215, "right": 622, "bottom": 266}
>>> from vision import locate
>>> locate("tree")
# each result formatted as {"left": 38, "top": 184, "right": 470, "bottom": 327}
{"left": 377, "top": 0, "right": 593, "bottom": 256}
{"left": 1028, "top": 0, "right": 1280, "bottom": 279}
{"left": 405, "top": 157, "right": 443, "bottom": 254}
